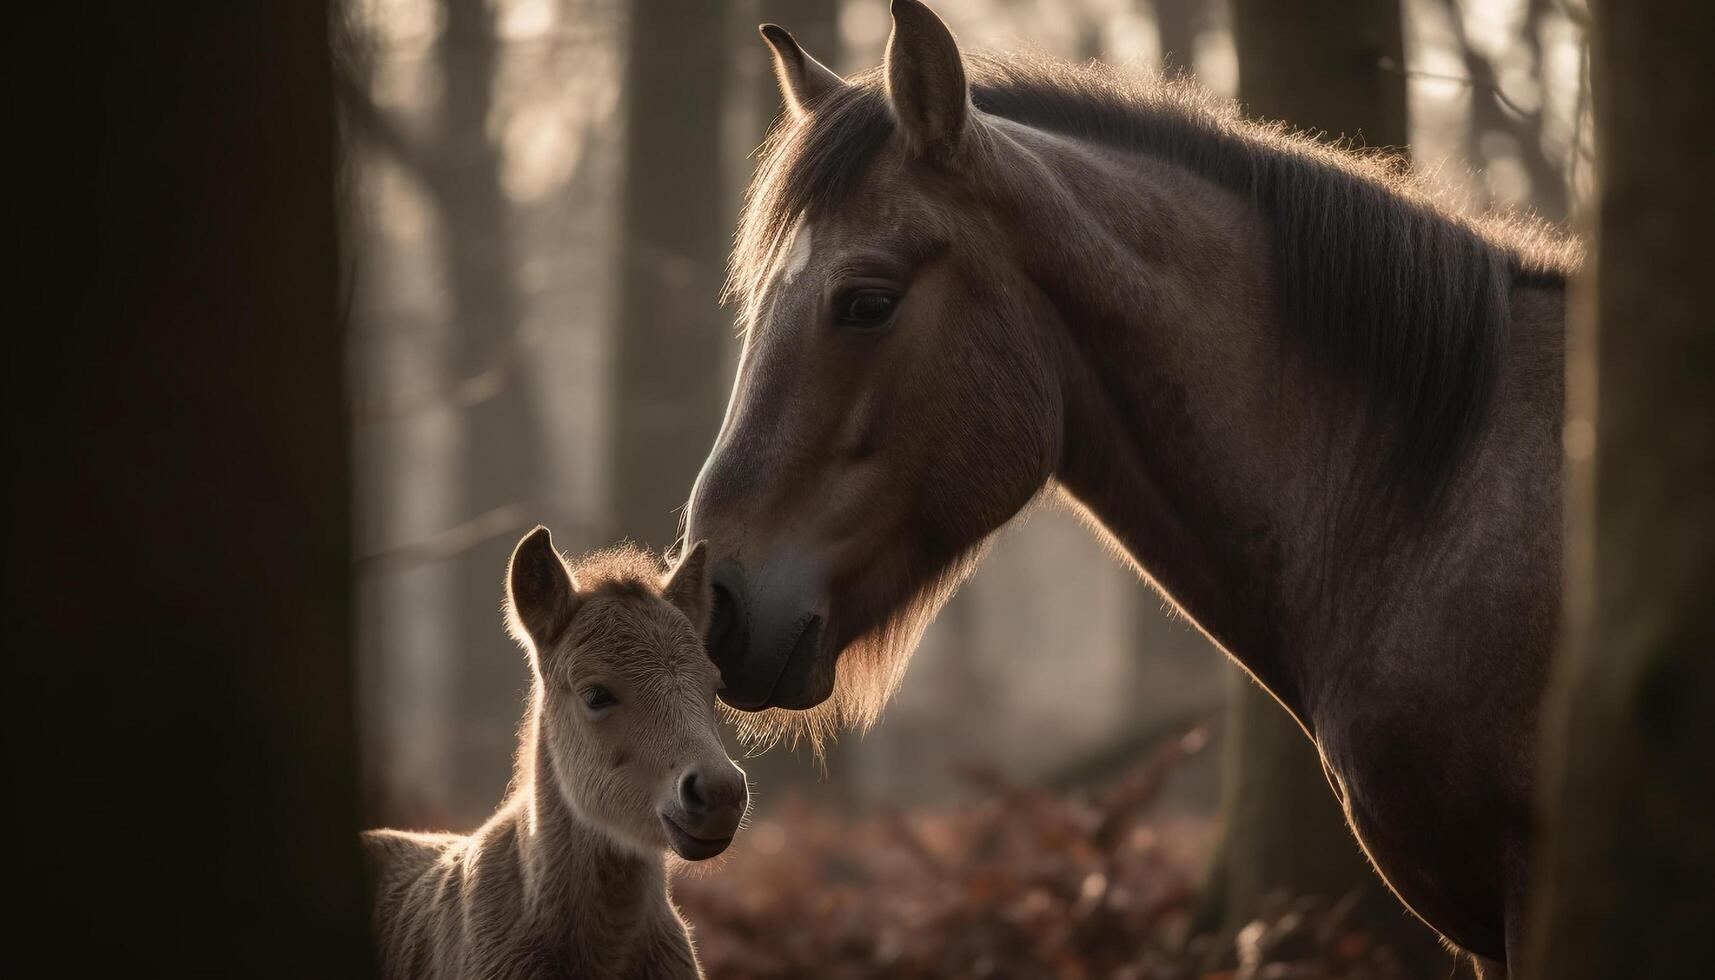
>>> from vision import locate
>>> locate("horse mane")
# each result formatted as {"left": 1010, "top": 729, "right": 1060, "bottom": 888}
{"left": 732, "top": 54, "right": 1583, "bottom": 510}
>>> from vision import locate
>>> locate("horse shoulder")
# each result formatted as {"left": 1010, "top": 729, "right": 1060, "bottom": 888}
{"left": 1318, "top": 691, "right": 1516, "bottom": 960}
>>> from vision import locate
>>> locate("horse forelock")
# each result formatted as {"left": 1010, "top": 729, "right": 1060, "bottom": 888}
{"left": 728, "top": 67, "right": 896, "bottom": 327}
{"left": 733, "top": 53, "right": 1583, "bottom": 513}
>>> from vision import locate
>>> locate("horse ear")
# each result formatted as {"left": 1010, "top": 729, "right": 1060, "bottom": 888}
{"left": 760, "top": 24, "right": 845, "bottom": 121}
{"left": 506, "top": 526, "right": 580, "bottom": 658}
{"left": 661, "top": 541, "right": 712, "bottom": 638}
{"left": 885, "top": 0, "right": 968, "bottom": 158}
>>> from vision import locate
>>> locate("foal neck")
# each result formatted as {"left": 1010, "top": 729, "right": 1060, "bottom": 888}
{"left": 503, "top": 708, "right": 667, "bottom": 959}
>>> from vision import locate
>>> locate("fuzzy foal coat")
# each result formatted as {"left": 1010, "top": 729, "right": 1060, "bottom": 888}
{"left": 364, "top": 725, "right": 701, "bottom": 980}
{"left": 364, "top": 541, "right": 718, "bottom": 980}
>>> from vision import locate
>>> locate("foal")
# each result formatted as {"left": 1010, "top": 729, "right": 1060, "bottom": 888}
{"left": 364, "top": 529, "right": 747, "bottom": 980}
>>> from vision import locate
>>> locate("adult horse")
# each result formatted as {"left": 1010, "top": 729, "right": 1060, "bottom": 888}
{"left": 682, "top": 2, "right": 1578, "bottom": 975}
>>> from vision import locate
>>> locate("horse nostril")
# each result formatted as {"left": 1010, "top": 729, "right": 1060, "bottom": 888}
{"left": 708, "top": 584, "right": 736, "bottom": 652}
{"left": 705, "top": 563, "right": 748, "bottom": 678}
{"left": 678, "top": 768, "right": 707, "bottom": 814}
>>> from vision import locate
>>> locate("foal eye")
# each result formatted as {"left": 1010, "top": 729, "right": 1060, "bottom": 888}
{"left": 836, "top": 290, "right": 899, "bottom": 330}
{"left": 580, "top": 685, "right": 617, "bottom": 712}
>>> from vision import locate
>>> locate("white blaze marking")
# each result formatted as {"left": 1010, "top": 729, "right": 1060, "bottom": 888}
{"left": 781, "top": 216, "right": 813, "bottom": 283}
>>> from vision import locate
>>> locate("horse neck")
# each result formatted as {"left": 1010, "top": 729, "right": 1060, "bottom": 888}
{"left": 488, "top": 701, "right": 667, "bottom": 961}
{"left": 1010, "top": 123, "right": 1558, "bottom": 722}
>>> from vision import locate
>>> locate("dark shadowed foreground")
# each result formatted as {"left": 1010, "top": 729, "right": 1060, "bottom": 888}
{"left": 677, "top": 732, "right": 1468, "bottom": 980}
{"left": 10, "top": 1, "right": 370, "bottom": 973}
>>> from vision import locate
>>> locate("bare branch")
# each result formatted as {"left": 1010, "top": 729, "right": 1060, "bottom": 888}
{"left": 1378, "top": 62, "right": 1535, "bottom": 119}
{"left": 333, "top": 65, "right": 445, "bottom": 195}
{"left": 357, "top": 504, "right": 537, "bottom": 573}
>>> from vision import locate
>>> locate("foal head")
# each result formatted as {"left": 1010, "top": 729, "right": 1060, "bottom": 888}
{"left": 685, "top": 1, "right": 1063, "bottom": 741}
{"left": 506, "top": 528, "right": 748, "bottom": 861}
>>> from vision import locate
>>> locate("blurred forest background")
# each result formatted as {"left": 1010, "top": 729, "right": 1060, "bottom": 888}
{"left": 339, "top": 0, "right": 1591, "bottom": 973}
{"left": 343, "top": 0, "right": 1589, "bottom": 825}
{"left": 25, "top": 0, "right": 1711, "bottom": 975}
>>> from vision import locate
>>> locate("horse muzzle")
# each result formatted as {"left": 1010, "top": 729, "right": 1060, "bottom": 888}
{"left": 707, "top": 557, "right": 837, "bottom": 711}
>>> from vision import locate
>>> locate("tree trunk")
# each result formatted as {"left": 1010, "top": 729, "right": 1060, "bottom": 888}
{"left": 1204, "top": 3, "right": 1454, "bottom": 974}
{"left": 612, "top": 0, "right": 732, "bottom": 553}
{"left": 1231, "top": 0, "right": 1407, "bottom": 149}
{"left": 437, "top": 0, "right": 546, "bottom": 825}
{"left": 1523, "top": 3, "right": 1715, "bottom": 976}
{"left": 1154, "top": 0, "right": 1206, "bottom": 74}
{"left": 8, "top": 1, "right": 369, "bottom": 972}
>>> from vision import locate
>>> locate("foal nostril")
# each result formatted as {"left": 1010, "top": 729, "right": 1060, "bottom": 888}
{"left": 677, "top": 763, "right": 748, "bottom": 821}
{"left": 678, "top": 768, "right": 708, "bottom": 814}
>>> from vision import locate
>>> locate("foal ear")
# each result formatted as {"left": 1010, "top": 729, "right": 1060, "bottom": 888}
{"left": 506, "top": 526, "right": 580, "bottom": 657}
{"left": 661, "top": 541, "right": 712, "bottom": 637}
{"left": 885, "top": 0, "right": 969, "bottom": 159}
{"left": 760, "top": 24, "right": 845, "bottom": 121}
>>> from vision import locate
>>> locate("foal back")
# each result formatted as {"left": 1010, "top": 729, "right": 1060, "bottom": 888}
{"left": 364, "top": 817, "right": 700, "bottom": 980}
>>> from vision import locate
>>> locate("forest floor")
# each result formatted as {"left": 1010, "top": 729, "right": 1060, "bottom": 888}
{"left": 675, "top": 729, "right": 1429, "bottom": 980}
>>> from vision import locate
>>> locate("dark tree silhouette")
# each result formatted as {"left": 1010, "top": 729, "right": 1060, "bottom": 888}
{"left": 1231, "top": 0, "right": 1407, "bottom": 148}
{"left": 8, "top": 2, "right": 369, "bottom": 972}
{"left": 1524, "top": 2, "right": 1715, "bottom": 976}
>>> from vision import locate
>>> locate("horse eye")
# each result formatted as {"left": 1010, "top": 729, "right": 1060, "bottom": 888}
{"left": 580, "top": 685, "right": 617, "bottom": 712}
{"left": 836, "top": 290, "right": 898, "bottom": 329}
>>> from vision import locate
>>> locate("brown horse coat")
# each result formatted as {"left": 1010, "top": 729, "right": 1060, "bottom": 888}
{"left": 685, "top": 4, "right": 1580, "bottom": 976}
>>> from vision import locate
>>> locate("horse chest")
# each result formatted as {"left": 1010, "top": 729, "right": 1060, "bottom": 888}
{"left": 1320, "top": 722, "right": 1514, "bottom": 958}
